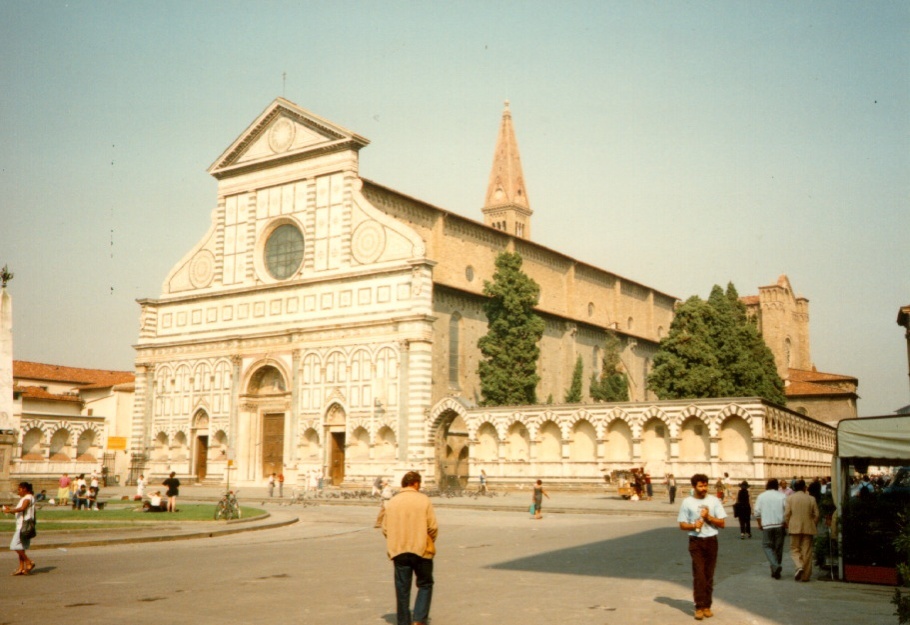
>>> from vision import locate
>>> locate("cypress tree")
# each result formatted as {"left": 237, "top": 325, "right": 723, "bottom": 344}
{"left": 590, "top": 330, "right": 630, "bottom": 402}
{"left": 565, "top": 355, "right": 584, "bottom": 403}
{"left": 477, "top": 252, "right": 545, "bottom": 406}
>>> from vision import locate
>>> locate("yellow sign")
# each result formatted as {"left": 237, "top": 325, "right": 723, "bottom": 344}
{"left": 106, "top": 437, "right": 127, "bottom": 450}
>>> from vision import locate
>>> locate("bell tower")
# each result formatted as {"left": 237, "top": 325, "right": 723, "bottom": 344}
{"left": 482, "top": 101, "right": 532, "bottom": 239}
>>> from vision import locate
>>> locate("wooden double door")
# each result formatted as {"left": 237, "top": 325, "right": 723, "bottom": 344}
{"left": 262, "top": 413, "right": 284, "bottom": 477}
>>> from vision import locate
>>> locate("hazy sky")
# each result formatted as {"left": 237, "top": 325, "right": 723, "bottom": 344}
{"left": 1, "top": 2, "right": 907, "bottom": 415}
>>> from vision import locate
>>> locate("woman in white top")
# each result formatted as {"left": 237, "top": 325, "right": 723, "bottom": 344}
{"left": 2, "top": 481, "right": 36, "bottom": 575}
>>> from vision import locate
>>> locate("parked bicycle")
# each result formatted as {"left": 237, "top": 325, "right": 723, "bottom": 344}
{"left": 214, "top": 490, "right": 241, "bottom": 520}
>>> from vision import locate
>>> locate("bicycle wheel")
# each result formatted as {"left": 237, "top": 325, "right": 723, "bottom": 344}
{"left": 214, "top": 500, "right": 227, "bottom": 520}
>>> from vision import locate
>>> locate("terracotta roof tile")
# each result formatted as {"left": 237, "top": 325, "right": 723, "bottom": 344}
{"left": 13, "top": 360, "right": 134, "bottom": 388}
{"left": 13, "top": 384, "right": 83, "bottom": 403}
{"left": 785, "top": 379, "right": 855, "bottom": 397}
{"left": 788, "top": 368, "right": 857, "bottom": 384}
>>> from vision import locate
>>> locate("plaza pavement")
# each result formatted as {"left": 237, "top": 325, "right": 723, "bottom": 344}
{"left": 27, "top": 484, "right": 684, "bottom": 550}
{"left": 7, "top": 484, "right": 897, "bottom": 625}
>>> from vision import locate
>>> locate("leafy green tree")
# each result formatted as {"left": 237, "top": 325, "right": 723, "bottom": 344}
{"left": 647, "top": 283, "right": 785, "bottom": 405}
{"left": 564, "top": 355, "right": 584, "bottom": 403}
{"left": 713, "top": 283, "right": 785, "bottom": 404}
{"left": 477, "top": 252, "right": 545, "bottom": 406}
{"left": 590, "top": 330, "right": 630, "bottom": 402}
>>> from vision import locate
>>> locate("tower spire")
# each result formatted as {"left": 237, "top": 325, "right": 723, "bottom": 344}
{"left": 482, "top": 100, "right": 532, "bottom": 239}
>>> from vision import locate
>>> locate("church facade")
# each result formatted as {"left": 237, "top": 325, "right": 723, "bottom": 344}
{"left": 131, "top": 99, "right": 833, "bottom": 488}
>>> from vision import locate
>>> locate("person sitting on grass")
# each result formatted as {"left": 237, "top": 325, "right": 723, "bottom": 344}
{"left": 85, "top": 486, "right": 97, "bottom": 511}
{"left": 143, "top": 491, "right": 167, "bottom": 513}
{"left": 74, "top": 485, "right": 89, "bottom": 510}
{"left": 88, "top": 486, "right": 104, "bottom": 511}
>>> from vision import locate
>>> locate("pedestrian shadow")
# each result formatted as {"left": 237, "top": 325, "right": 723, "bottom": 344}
{"left": 485, "top": 526, "right": 834, "bottom": 621}
{"left": 654, "top": 595, "right": 692, "bottom": 615}
{"left": 380, "top": 613, "right": 396, "bottom": 624}
{"left": 27, "top": 565, "right": 56, "bottom": 576}
{"left": 488, "top": 526, "right": 687, "bottom": 581}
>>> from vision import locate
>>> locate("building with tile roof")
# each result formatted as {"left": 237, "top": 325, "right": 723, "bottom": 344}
{"left": 11, "top": 360, "right": 134, "bottom": 485}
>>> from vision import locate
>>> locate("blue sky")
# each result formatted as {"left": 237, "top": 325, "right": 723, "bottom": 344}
{"left": 1, "top": 2, "right": 908, "bottom": 415}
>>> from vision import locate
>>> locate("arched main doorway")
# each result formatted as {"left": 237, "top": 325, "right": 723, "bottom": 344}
{"left": 435, "top": 411, "right": 469, "bottom": 491}
{"left": 246, "top": 364, "right": 289, "bottom": 480}
{"left": 325, "top": 403, "right": 346, "bottom": 486}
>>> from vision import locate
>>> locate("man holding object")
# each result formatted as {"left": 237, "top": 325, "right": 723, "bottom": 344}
{"left": 678, "top": 473, "right": 727, "bottom": 620}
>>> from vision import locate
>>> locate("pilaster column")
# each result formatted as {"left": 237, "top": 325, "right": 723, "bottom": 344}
{"left": 632, "top": 438, "right": 642, "bottom": 464}
{"left": 229, "top": 356, "right": 242, "bottom": 448}
{"left": 669, "top": 437, "right": 680, "bottom": 461}
{"left": 289, "top": 349, "right": 300, "bottom": 464}
{"left": 129, "top": 363, "right": 154, "bottom": 483}
{"left": 402, "top": 338, "right": 433, "bottom": 466}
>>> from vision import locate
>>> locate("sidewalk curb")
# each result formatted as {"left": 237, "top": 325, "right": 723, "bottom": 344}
{"left": 29, "top": 513, "right": 299, "bottom": 551}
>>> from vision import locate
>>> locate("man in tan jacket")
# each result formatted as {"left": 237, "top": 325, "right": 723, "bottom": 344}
{"left": 784, "top": 478, "right": 819, "bottom": 582}
{"left": 382, "top": 471, "right": 438, "bottom": 625}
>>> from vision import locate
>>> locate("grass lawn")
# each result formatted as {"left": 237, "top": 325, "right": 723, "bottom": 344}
{"left": 0, "top": 503, "right": 264, "bottom": 531}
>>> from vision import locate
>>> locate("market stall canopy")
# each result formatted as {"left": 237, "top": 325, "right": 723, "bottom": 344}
{"left": 836, "top": 415, "right": 910, "bottom": 463}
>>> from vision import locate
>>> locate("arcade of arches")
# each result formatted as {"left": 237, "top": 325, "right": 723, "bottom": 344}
{"left": 431, "top": 397, "right": 835, "bottom": 487}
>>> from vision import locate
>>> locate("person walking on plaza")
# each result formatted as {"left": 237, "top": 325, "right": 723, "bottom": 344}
{"left": 714, "top": 476, "right": 725, "bottom": 502}
{"left": 478, "top": 469, "right": 487, "bottom": 495}
{"left": 754, "top": 478, "right": 787, "bottom": 578}
{"left": 374, "top": 480, "right": 393, "bottom": 528}
{"left": 278, "top": 472, "right": 284, "bottom": 497}
{"left": 163, "top": 472, "right": 180, "bottom": 513}
{"left": 2, "top": 482, "right": 36, "bottom": 576}
{"left": 784, "top": 478, "right": 819, "bottom": 582}
{"left": 381, "top": 471, "right": 438, "bottom": 625}
{"left": 267, "top": 473, "right": 276, "bottom": 497}
{"left": 734, "top": 481, "right": 752, "bottom": 539}
{"left": 678, "top": 473, "right": 727, "bottom": 620}
{"left": 531, "top": 479, "right": 550, "bottom": 519}
{"left": 667, "top": 474, "right": 678, "bottom": 504}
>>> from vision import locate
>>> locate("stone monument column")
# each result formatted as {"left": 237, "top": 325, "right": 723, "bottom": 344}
{"left": 0, "top": 266, "right": 17, "bottom": 493}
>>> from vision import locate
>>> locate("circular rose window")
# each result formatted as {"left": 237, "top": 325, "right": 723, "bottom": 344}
{"left": 264, "top": 224, "right": 304, "bottom": 280}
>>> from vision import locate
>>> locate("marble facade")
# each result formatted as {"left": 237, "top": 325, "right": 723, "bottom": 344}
{"left": 132, "top": 99, "right": 834, "bottom": 488}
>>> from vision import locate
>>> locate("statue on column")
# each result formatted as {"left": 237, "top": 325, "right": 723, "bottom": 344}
{"left": 0, "top": 265, "right": 16, "bottom": 492}
{"left": 0, "top": 265, "right": 14, "bottom": 432}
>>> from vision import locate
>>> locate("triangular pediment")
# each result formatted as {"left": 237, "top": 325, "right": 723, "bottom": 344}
{"left": 208, "top": 98, "right": 369, "bottom": 178}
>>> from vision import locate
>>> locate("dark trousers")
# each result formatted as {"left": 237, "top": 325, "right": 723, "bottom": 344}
{"left": 738, "top": 515, "right": 751, "bottom": 536}
{"left": 761, "top": 526, "right": 786, "bottom": 572}
{"left": 392, "top": 552, "right": 434, "bottom": 625}
{"left": 688, "top": 535, "right": 718, "bottom": 609}
{"left": 669, "top": 486, "right": 677, "bottom": 504}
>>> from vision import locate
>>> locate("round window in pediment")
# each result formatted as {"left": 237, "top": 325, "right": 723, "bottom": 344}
{"left": 264, "top": 223, "right": 304, "bottom": 280}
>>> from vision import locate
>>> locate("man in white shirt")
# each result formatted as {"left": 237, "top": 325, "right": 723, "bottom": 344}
{"left": 678, "top": 473, "right": 727, "bottom": 620}
{"left": 754, "top": 478, "right": 788, "bottom": 578}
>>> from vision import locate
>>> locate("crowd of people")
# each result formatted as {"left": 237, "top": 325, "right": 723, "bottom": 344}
{"left": 53, "top": 472, "right": 104, "bottom": 510}
{"left": 673, "top": 468, "right": 908, "bottom": 621}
